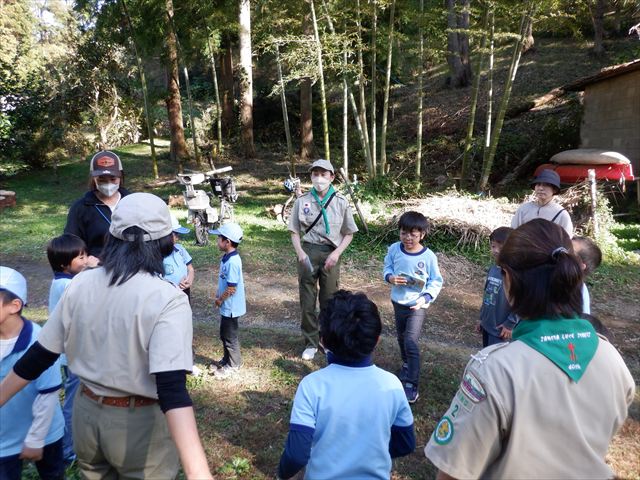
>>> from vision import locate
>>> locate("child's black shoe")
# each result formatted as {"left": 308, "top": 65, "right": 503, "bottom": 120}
{"left": 404, "top": 382, "right": 419, "bottom": 404}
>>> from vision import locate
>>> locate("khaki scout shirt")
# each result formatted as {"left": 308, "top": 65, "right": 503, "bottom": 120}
{"left": 288, "top": 190, "right": 358, "bottom": 248}
{"left": 425, "top": 336, "right": 635, "bottom": 479}
{"left": 38, "top": 268, "right": 193, "bottom": 399}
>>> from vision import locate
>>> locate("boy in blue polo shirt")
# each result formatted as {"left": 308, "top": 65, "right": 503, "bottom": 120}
{"left": 163, "top": 214, "right": 195, "bottom": 300}
{"left": 277, "top": 290, "right": 415, "bottom": 480}
{"left": 0, "top": 267, "right": 65, "bottom": 480}
{"left": 208, "top": 223, "right": 245, "bottom": 379}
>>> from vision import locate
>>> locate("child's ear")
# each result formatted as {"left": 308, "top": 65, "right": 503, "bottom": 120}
{"left": 8, "top": 298, "right": 22, "bottom": 314}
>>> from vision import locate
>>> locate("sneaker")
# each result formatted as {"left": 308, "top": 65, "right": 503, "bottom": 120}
{"left": 301, "top": 347, "right": 318, "bottom": 360}
{"left": 213, "top": 364, "right": 240, "bottom": 379}
{"left": 404, "top": 382, "right": 419, "bottom": 404}
{"left": 209, "top": 358, "right": 227, "bottom": 372}
{"left": 191, "top": 365, "right": 202, "bottom": 376}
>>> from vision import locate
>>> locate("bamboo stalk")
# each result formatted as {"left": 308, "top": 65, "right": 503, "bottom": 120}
{"left": 310, "top": 0, "right": 331, "bottom": 160}
{"left": 379, "top": 0, "right": 395, "bottom": 175}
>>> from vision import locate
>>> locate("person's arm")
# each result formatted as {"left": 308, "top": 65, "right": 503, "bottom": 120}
{"left": 215, "top": 285, "right": 237, "bottom": 307}
{"left": 423, "top": 253, "right": 444, "bottom": 300}
{"left": 277, "top": 424, "right": 314, "bottom": 479}
{"left": 0, "top": 370, "right": 31, "bottom": 406}
{"left": 180, "top": 263, "right": 195, "bottom": 290}
{"left": 389, "top": 424, "right": 415, "bottom": 458}
{"left": 324, "top": 233, "right": 353, "bottom": 270}
{"left": 156, "top": 371, "right": 211, "bottom": 479}
{"left": 436, "top": 470, "right": 458, "bottom": 480}
{"left": 291, "top": 232, "right": 308, "bottom": 263}
{"left": 21, "top": 390, "right": 60, "bottom": 461}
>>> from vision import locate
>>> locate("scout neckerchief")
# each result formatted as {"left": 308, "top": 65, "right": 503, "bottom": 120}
{"left": 309, "top": 184, "right": 336, "bottom": 235}
{"left": 512, "top": 317, "right": 598, "bottom": 382}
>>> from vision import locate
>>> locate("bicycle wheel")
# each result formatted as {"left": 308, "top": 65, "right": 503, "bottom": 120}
{"left": 281, "top": 195, "right": 295, "bottom": 225}
{"left": 194, "top": 212, "right": 209, "bottom": 246}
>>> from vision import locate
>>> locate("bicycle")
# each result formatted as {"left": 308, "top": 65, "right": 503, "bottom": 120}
{"left": 177, "top": 166, "right": 238, "bottom": 245}
{"left": 280, "top": 174, "right": 302, "bottom": 225}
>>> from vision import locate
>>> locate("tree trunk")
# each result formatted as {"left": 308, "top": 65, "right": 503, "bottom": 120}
{"left": 415, "top": 0, "right": 424, "bottom": 180}
{"left": 460, "top": 4, "right": 490, "bottom": 187}
{"left": 220, "top": 40, "right": 234, "bottom": 136}
{"left": 121, "top": 0, "right": 158, "bottom": 178}
{"left": 522, "top": 15, "right": 535, "bottom": 53}
{"left": 457, "top": 0, "right": 472, "bottom": 85}
{"left": 239, "top": 0, "right": 255, "bottom": 158}
{"left": 379, "top": 0, "right": 395, "bottom": 175}
{"left": 370, "top": 0, "right": 377, "bottom": 176}
{"left": 343, "top": 52, "right": 349, "bottom": 175}
{"left": 478, "top": 3, "right": 532, "bottom": 191}
{"left": 206, "top": 35, "right": 223, "bottom": 156}
{"left": 310, "top": 0, "right": 330, "bottom": 160}
{"left": 164, "top": 0, "right": 189, "bottom": 165}
{"left": 590, "top": 0, "right": 606, "bottom": 56}
{"left": 356, "top": 0, "right": 371, "bottom": 165}
{"left": 300, "top": 78, "right": 314, "bottom": 161}
{"left": 446, "top": 0, "right": 470, "bottom": 87}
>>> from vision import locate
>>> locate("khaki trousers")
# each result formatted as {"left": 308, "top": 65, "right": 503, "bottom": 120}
{"left": 73, "top": 388, "right": 179, "bottom": 480}
{"left": 298, "top": 242, "right": 340, "bottom": 348}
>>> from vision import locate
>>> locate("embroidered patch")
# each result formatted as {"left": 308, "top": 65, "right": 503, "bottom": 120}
{"left": 455, "top": 389, "right": 475, "bottom": 412}
{"left": 433, "top": 416, "right": 454, "bottom": 445}
{"left": 417, "top": 261, "right": 425, "bottom": 269}
{"left": 303, "top": 202, "right": 311, "bottom": 215}
{"left": 460, "top": 371, "right": 486, "bottom": 403}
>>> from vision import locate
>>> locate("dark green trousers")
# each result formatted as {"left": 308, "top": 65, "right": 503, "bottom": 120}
{"left": 298, "top": 242, "right": 340, "bottom": 348}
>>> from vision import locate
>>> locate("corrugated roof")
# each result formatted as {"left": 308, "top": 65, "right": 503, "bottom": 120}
{"left": 563, "top": 59, "right": 640, "bottom": 91}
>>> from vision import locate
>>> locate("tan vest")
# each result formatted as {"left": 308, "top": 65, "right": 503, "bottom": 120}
{"left": 425, "top": 337, "right": 634, "bottom": 479}
{"left": 39, "top": 268, "right": 193, "bottom": 398}
{"left": 288, "top": 190, "right": 358, "bottom": 247}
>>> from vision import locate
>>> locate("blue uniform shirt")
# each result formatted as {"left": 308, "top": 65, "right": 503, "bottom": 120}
{"left": 383, "top": 242, "right": 443, "bottom": 307}
{"left": 163, "top": 244, "right": 192, "bottom": 286}
{"left": 217, "top": 251, "right": 246, "bottom": 317}
{"left": 48, "top": 272, "right": 74, "bottom": 366}
{"left": 0, "top": 319, "right": 65, "bottom": 457}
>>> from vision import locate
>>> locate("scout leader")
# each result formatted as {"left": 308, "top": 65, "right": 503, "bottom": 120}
{"left": 288, "top": 159, "right": 358, "bottom": 361}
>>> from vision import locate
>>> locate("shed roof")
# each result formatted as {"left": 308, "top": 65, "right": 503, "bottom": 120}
{"left": 563, "top": 59, "right": 640, "bottom": 91}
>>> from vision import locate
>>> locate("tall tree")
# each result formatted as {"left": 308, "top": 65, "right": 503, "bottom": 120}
{"left": 587, "top": 0, "right": 606, "bottom": 56}
{"left": 165, "top": 0, "right": 189, "bottom": 165}
{"left": 445, "top": 0, "right": 472, "bottom": 87}
{"left": 309, "top": 0, "right": 330, "bottom": 160}
{"left": 239, "top": 0, "right": 255, "bottom": 157}
{"left": 370, "top": 0, "right": 377, "bottom": 176}
{"left": 415, "top": 0, "right": 425, "bottom": 180}
{"left": 379, "top": 0, "right": 395, "bottom": 175}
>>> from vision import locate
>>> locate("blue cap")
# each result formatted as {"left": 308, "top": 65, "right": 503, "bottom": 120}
{"left": 0, "top": 266, "right": 27, "bottom": 305}
{"left": 208, "top": 222, "right": 243, "bottom": 244}
{"left": 170, "top": 214, "right": 191, "bottom": 234}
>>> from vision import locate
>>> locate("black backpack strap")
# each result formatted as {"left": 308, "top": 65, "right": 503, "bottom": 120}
{"left": 305, "top": 193, "right": 336, "bottom": 234}
{"left": 551, "top": 208, "right": 566, "bottom": 223}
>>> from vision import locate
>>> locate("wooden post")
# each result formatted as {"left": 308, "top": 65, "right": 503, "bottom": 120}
{"left": 588, "top": 169, "right": 598, "bottom": 236}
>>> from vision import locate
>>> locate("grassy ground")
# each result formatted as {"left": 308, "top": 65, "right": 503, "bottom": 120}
{"left": 3, "top": 140, "right": 639, "bottom": 479}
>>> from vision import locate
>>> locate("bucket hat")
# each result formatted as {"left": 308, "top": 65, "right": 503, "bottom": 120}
{"left": 0, "top": 266, "right": 27, "bottom": 305}
{"left": 109, "top": 193, "right": 173, "bottom": 241}
{"left": 209, "top": 222, "right": 244, "bottom": 244}
{"left": 530, "top": 169, "right": 561, "bottom": 192}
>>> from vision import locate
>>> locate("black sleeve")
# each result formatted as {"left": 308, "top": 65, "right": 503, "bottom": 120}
{"left": 155, "top": 370, "right": 193, "bottom": 413}
{"left": 13, "top": 342, "right": 60, "bottom": 380}
{"left": 64, "top": 199, "right": 84, "bottom": 239}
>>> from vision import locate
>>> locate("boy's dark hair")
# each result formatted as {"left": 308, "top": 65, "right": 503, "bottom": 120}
{"left": 498, "top": 219, "right": 583, "bottom": 319}
{"left": 220, "top": 235, "right": 239, "bottom": 249}
{"left": 101, "top": 227, "right": 174, "bottom": 286}
{"left": 489, "top": 227, "right": 513, "bottom": 244}
{"left": 0, "top": 289, "right": 23, "bottom": 314}
{"left": 572, "top": 236, "right": 602, "bottom": 276}
{"left": 47, "top": 234, "right": 87, "bottom": 273}
{"left": 398, "top": 211, "right": 429, "bottom": 234}
{"left": 319, "top": 290, "right": 382, "bottom": 362}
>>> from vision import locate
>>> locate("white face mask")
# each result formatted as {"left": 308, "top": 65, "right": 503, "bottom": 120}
{"left": 96, "top": 182, "right": 119, "bottom": 197}
{"left": 312, "top": 177, "right": 331, "bottom": 193}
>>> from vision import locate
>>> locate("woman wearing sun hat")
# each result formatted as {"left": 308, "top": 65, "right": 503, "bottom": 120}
{"left": 511, "top": 169, "right": 573, "bottom": 236}
{"left": 64, "top": 150, "right": 130, "bottom": 266}
{"left": 0, "top": 193, "right": 212, "bottom": 480}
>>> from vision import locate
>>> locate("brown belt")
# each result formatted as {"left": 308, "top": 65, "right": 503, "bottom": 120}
{"left": 81, "top": 385, "right": 158, "bottom": 408}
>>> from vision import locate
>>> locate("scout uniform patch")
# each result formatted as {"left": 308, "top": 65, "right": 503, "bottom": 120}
{"left": 433, "top": 416, "right": 454, "bottom": 445}
{"left": 461, "top": 370, "right": 487, "bottom": 403}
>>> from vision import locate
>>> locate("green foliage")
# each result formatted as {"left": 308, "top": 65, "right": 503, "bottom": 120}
{"left": 355, "top": 174, "right": 423, "bottom": 202}
{"left": 217, "top": 456, "right": 251, "bottom": 478}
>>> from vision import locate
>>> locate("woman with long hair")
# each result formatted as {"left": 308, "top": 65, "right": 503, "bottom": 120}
{"left": 425, "top": 218, "right": 634, "bottom": 479}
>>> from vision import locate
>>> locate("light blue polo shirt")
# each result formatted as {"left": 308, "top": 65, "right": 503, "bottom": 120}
{"left": 163, "top": 244, "right": 192, "bottom": 286}
{"left": 48, "top": 272, "right": 74, "bottom": 366}
{"left": 217, "top": 251, "right": 246, "bottom": 317}
{"left": 290, "top": 360, "right": 414, "bottom": 479}
{"left": 0, "top": 319, "right": 65, "bottom": 457}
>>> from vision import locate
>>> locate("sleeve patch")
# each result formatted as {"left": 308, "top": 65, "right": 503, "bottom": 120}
{"left": 461, "top": 371, "right": 487, "bottom": 403}
{"left": 433, "top": 416, "right": 454, "bottom": 445}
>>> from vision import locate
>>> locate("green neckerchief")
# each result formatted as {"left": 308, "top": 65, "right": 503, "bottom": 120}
{"left": 512, "top": 318, "right": 598, "bottom": 382}
{"left": 310, "top": 184, "right": 336, "bottom": 235}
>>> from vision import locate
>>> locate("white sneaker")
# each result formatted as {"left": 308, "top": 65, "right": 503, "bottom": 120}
{"left": 301, "top": 347, "right": 318, "bottom": 360}
{"left": 191, "top": 365, "right": 202, "bottom": 376}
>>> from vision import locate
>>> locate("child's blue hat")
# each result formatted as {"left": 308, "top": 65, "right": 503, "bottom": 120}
{"left": 170, "top": 214, "right": 190, "bottom": 234}
{"left": 0, "top": 266, "right": 27, "bottom": 305}
{"left": 209, "top": 222, "right": 243, "bottom": 244}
